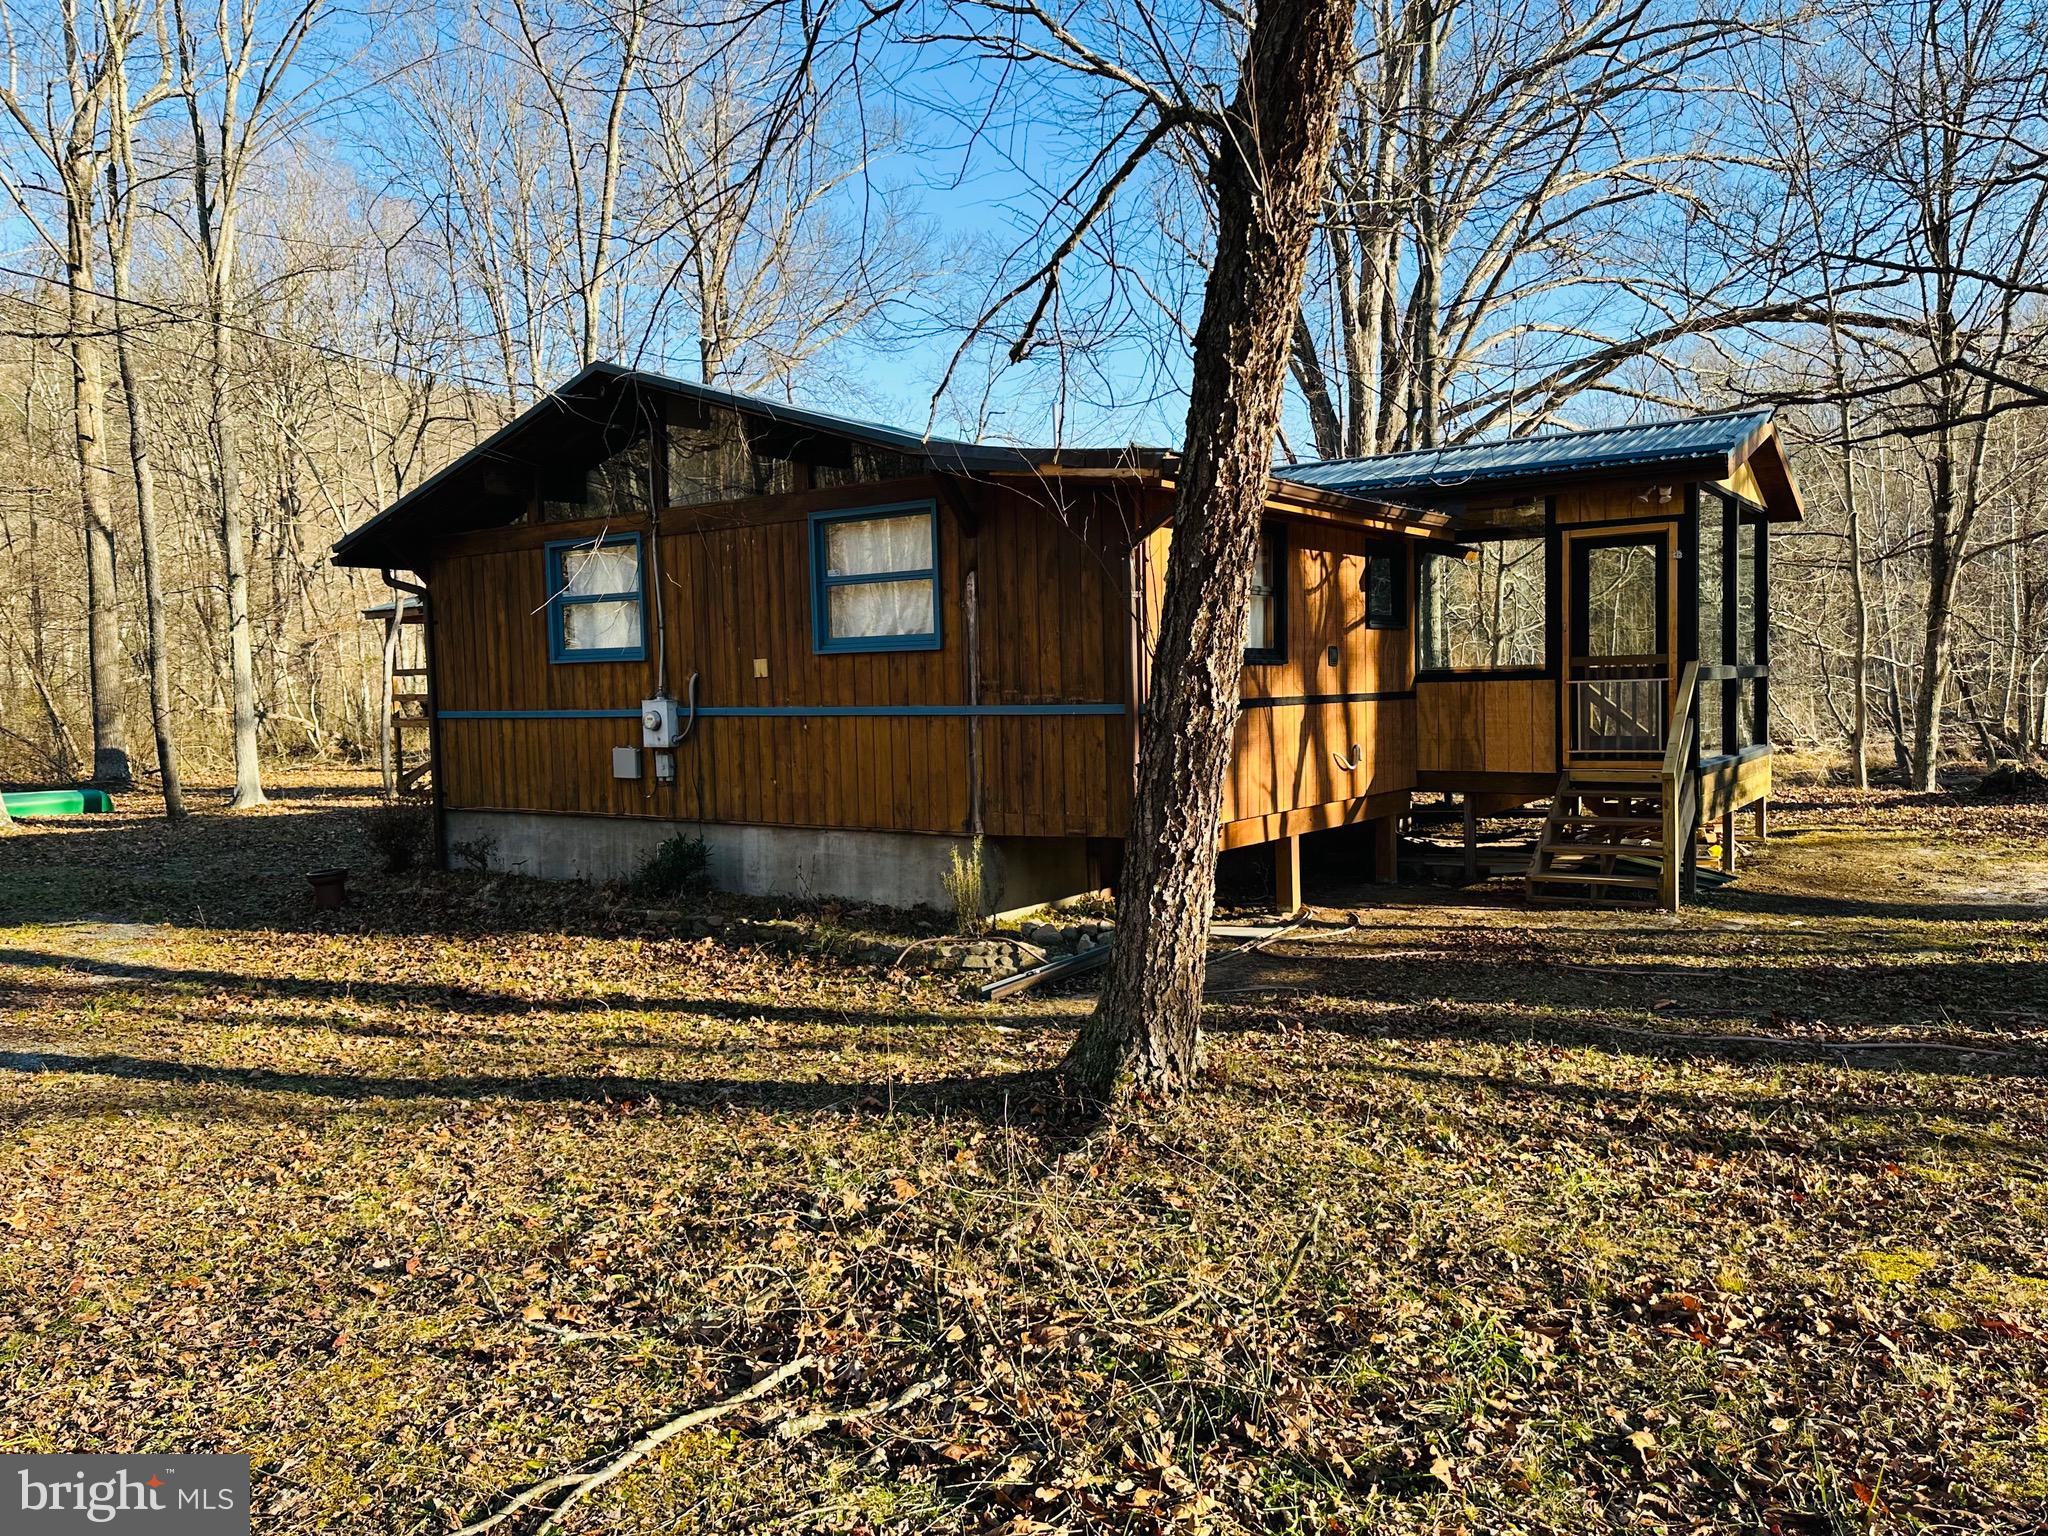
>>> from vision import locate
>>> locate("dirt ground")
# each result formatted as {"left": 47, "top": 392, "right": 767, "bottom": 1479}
{"left": 2, "top": 770, "right": 2044, "bottom": 1534}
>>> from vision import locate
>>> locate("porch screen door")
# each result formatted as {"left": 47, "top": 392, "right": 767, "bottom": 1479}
{"left": 1567, "top": 529, "right": 1671, "bottom": 760}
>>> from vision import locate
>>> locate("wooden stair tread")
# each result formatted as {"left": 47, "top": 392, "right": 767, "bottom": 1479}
{"left": 1528, "top": 870, "right": 1661, "bottom": 889}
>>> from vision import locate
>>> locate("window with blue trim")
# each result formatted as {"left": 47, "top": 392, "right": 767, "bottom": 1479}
{"left": 811, "top": 503, "right": 941, "bottom": 652}
{"left": 546, "top": 534, "right": 645, "bottom": 663}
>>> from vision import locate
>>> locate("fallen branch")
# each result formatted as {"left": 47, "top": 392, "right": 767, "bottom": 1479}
{"left": 1209, "top": 921, "right": 1303, "bottom": 959}
{"left": 451, "top": 1354, "right": 816, "bottom": 1536}
{"left": 1585, "top": 1024, "right": 2014, "bottom": 1058}
{"left": 774, "top": 1373, "right": 945, "bottom": 1443}
{"left": 520, "top": 1322, "right": 644, "bottom": 1344}
{"left": 1129, "top": 1291, "right": 1203, "bottom": 1327}
{"left": 1258, "top": 1201, "right": 1324, "bottom": 1307}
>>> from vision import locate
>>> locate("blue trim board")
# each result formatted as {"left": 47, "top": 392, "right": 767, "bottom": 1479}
{"left": 441, "top": 709, "right": 641, "bottom": 720}
{"left": 440, "top": 703, "right": 1126, "bottom": 721}
{"left": 809, "top": 501, "right": 943, "bottom": 654}
{"left": 545, "top": 532, "right": 648, "bottom": 664}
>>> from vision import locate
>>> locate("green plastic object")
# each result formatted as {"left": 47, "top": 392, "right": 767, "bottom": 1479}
{"left": 2, "top": 787, "right": 114, "bottom": 816}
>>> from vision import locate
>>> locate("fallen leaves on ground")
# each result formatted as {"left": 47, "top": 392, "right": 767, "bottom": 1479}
{"left": 0, "top": 770, "right": 2044, "bottom": 1533}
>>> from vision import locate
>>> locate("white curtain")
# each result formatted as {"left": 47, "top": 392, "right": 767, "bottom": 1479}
{"left": 562, "top": 542, "right": 639, "bottom": 597}
{"left": 823, "top": 512, "right": 934, "bottom": 639}
{"left": 830, "top": 579, "right": 933, "bottom": 638}
{"left": 825, "top": 513, "right": 932, "bottom": 578}
{"left": 563, "top": 599, "right": 642, "bottom": 651}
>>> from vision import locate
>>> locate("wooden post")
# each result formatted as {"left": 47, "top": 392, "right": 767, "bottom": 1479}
{"left": 378, "top": 596, "right": 405, "bottom": 798}
{"left": 1721, "top": 807, "right": 1738, "bottom": 874}
{"left": 1373, "top": 813, "right": 1399, "bottom": 883}
{"left": 964, "top": 568, "right": 983, "bottom": 836}
{"left": 1753, "top": 796, "right": 1768, "bottom": 840}
{"left": 1274, "top": 833, "right": 1302, "bottom": 916}
{"left": 1461, "top": 796, "right": 1478, "bottom": 883}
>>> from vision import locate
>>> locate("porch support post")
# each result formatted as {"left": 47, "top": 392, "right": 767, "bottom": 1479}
{"left": 1373, "top": 813, "right": 1400, "bottom": 883}
{"left": 1274, "top": 833, "right": 1302, "bottom": 916}
{"left": 1461, "top": 796, "right": 1478, "bottom": 883}
{"left": 1721, "top": 807, "right": 1738, "bottom": 875}
{"left": 1754, "top": 797, "right": 1768, "bottom": 840}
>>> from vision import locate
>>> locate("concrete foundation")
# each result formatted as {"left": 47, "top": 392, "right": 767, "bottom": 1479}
{"left": 442, "top": 809, "right": 1104, "bottom": 913}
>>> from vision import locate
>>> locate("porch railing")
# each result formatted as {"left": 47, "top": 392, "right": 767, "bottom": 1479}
{"left": 1568, "top": 662, "right": 1668, "bottom": 758}
{"left": 1657, "top": 661, "right": 1701, "bottom": 912}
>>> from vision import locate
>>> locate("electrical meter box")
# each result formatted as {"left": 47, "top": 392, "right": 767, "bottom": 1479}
{"left": 640, "top": 696, "right": 681, "bottom": 748}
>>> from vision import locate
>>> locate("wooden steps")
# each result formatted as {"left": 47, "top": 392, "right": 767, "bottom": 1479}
{"left": 1526, "top": 771, "right": 1673, "bottom": 909}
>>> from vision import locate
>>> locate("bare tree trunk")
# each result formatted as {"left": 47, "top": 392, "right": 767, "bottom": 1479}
{"left": 1067, "top": 0, "right": 1357, "bottom": 1104}
{"left": 1837, "top": 401, "right": 1870, "bottom": 789}
{"left": 106, "top": 267, "right": 182, "bottom": 817}
{"left": 105, "top": 54, "right": 184, "bottom": 818}
{"left": 209, "top": 266, "right": 265, "bottom": 808}
{"left": 1409, "top": 0, "right": 1440, "bottom": 448}
{"left": 1291, "top": 311, "right": 1343, "bottom": 458}
{"left": 63, "top": 232, "right": 133, "bottom": 788}
{"left": 176, "top": 0, "right": 278, "bottom": 808}
{"left": 1910, "top": 433, "right": 1957, "bottom": 789}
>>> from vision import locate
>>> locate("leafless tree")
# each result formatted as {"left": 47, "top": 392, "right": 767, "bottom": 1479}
{"left": 1716, "top": 0, "right": 2048, "bottom": 786}
{"left": 915, "top": 0, "right": 1357, "bottom": 1099}
{"left": 171, "top": 0, "right": 332, "bottom": 809}
{"left": 100, "top": 0, "right": 185, "bottom": 815}
{"left": 0, "top": 0, "right": 146, "bottom": 786}
{"left": 1290, "top": 0, "right": 1784, "bottom": 458}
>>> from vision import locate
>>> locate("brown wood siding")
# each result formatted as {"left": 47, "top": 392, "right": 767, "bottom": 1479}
{"left": 974, "top": 483, "right": 1135, "bottom": 838}
{"left": 427, "top": 476, "right": 1134, "bottom": 838}
{"left": 1554, "top": 479, "right": 1685, "bottom": 524}
{"left": 1135, "top": 512, "right": 1420, "bottom": 839}
{"left": 1416, "top": 678, "right": 1555, "bottom": 775}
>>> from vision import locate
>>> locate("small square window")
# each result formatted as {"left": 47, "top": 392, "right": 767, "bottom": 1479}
{"left": 1363, "top": 548, "right": 1405, "bottom": 629}
{"left": 811, "top": 503, "right": 941, "bottom": 653}
{"left": 1245, "top": 525, "right": 1285, "bottom": 664}
{"left": 546, "top": 534, "right": 645, "bottom": 663}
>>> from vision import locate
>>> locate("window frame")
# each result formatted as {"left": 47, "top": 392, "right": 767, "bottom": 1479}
{"left": 1362, "top": 546, "right": 1407, "bottom": 631}
{"left": 1244, "top": 522, "right": 1287, "bottom": 666}
{"left": 1414, "top": 533, "right": 1552, "bottom": 679}
{"left": 545, "top": 532, "right": 647, "bottom": 665}
{"left": 809, "top": 500, "right": 943, "bottom": 655}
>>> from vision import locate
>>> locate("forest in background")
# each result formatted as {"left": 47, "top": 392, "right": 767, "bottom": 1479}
{"left": 2, "top": 0, "right": 2044, "bottom": 807}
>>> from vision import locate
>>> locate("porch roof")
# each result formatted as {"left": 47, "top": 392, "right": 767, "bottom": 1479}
{"left": 1277, "top": 410, "right": 1802, "bottom": 522}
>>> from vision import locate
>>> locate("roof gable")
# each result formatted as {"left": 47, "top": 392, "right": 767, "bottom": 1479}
{"left": 333, "top": 362, "right": 1054, "bottom": 569}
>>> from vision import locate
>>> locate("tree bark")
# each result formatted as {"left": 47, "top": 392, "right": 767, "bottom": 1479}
{"left": 179, "top": 18, "right": 267, "bottom": 810}
{"left": 106, "top": 78, "right": 185, "bottom": 819}
{"left": 1409, "top": 0, "right": 1441, "bottom": 449}
{"left": 1833, "top": 402, "right": 1870, "bottom": 789}
{"left": 107, "top": 259, "right": 183, "bottom": 817}
{"left": 63, "top": 231, "right": 133, "bottom": 788}
{"left": 1066, "top": 0, "right": 1357, "bottom": 1104}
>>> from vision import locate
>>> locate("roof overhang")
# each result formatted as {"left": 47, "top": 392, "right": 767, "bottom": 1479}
{"left": 1724, "top": 419, "right": 1804, "bottom": 522}
{"left": 332, "top": 362, "right": 1051, "bottom": 570}
{"left": 1268, "top": 409, "right": 1805, "bottom": 527}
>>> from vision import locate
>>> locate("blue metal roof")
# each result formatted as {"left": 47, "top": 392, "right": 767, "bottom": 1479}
{"left": 1277, "top": 410, "right": 1775, "bottom": 500}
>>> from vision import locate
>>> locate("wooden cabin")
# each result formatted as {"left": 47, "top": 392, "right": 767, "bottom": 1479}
{"left": 332, "top": 363, "right": 1801, "bottom": 913}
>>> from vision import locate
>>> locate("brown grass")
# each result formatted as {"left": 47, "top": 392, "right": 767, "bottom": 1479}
{"left": 2, "top": 772, "right": 2044, "bottom": 1533}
